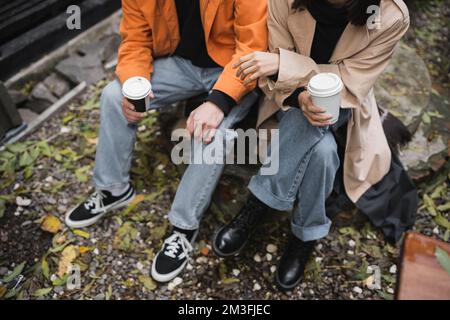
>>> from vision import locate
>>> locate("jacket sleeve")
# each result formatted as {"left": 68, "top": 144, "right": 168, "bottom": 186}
{"left": 115, "top": 0, "right": 154, "bottom": 84}
{"left": 260, "top": 0, "right": 410, "bottom": 111}
{"left": 212, "top": 0, "right": 268, "bottom": 103}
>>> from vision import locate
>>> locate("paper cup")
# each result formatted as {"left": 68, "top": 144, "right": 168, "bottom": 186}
{"left": 122, "top": 76, "right": 152, "bottom": 113}
{"left": 307, "top": 73, "right": 343, "bottom": 124}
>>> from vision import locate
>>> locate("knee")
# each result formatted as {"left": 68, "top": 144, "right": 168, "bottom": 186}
{"left": 312, "top": 134, "right": 339, "bottom": 169}
{"left": 100, "top": 80, "right": 122, "bottom": 113}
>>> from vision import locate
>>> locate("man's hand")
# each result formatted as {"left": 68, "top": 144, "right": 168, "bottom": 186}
{"left": 299, "top": 91, "right": 333, "bottom": 127}
{"left": 233, "top": 51, "right": 280, "bottom": 86}
{"left": 121, "top": 90, "right": 154, "bottom": 123}
{"left": 186, "top": 102, "right": 224, "bottom": 144}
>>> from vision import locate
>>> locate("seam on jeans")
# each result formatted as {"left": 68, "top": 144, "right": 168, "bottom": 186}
{"left": 286, "top": 148, "right": 313, "bottom": 199}
{"left": 191, "top": 162, "right": 221, "bottom": 219}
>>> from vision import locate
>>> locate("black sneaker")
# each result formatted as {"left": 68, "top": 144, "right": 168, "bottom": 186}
{"left": 65, "top": 185, "right": 135, "bottom": 228}
{"left": 151, "top": 230, "right": 197, "bottom": 282}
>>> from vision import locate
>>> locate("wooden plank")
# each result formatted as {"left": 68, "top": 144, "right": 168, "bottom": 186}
{"left": 397, "top": 232, "right": 450, "bottom": 300}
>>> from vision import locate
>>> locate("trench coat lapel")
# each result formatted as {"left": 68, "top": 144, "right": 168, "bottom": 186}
{"left": 330, "top": 23, "right": 370, "bottom": 62}
{"left": 286, "top": 9, "right": 316, "bottom": 56}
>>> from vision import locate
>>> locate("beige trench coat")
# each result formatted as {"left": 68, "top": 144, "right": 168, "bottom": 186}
{"left": 257, "top": 0, "right": 410, "bottom": 203}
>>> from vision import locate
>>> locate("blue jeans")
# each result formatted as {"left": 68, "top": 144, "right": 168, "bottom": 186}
{"left": 248, "top": 107, "right": 350, "bottom": 242}
{"left": 93, "top": 56, "right": 258, "bottom": 230}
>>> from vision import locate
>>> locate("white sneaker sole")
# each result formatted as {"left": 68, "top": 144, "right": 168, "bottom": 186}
{"left": 65, "top": 190, "right": 136, "bottom": 228}
{"left": 151, "top": 230, "right": 199, "bottom": 283}
{"left": 151, "top": 252, "right": 188, "bottom": 283}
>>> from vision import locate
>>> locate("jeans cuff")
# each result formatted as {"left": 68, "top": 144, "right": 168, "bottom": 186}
{"left": 291, "top": 220, "right": 331, "bottom": 242}
{"left": 168, "top": 212, "right": 199, "bottom": 231}
{"left": 248, "top": 176, "right": 294, "bottom": 211}
{"left": 93, "top": 180, "right": 130, "bottom": 193}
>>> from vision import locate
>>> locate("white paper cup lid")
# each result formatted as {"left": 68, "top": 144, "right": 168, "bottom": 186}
{"left": 122, "top": 76, "right": 152, "bottom": 100}
{"left": 308, "top": 73, "right": 343, "bottom": 97}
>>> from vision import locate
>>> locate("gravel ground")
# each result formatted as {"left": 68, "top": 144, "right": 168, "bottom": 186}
{"left": 0, "top": 1, "right": 449, "bottom": 300}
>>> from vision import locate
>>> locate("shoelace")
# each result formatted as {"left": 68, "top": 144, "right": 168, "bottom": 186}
{"left": 163, "top": 232, "right": 193, "bottom": 259}
{"left": 84, "top": 190, "right": 106, "bottom": 212}
{"left": 230, "top": 204, "right": 263, "bottom": 230}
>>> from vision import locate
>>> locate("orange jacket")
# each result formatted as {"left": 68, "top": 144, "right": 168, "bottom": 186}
{"left": 116, "top": 0, "right": 268, "bottom": 103}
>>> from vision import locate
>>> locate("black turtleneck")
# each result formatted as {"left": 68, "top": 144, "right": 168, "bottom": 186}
{"left": 174, "top": 0, "right": 235, "bottom": 115}
{"left": 284, "top": 0, "right": 349, "bottom": 107}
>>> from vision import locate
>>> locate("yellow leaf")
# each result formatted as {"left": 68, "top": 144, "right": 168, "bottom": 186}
{"left": 41, "top": 215, "right": 62, "bottom": 234}
{"left": 87, "top": 137, "right": 98, "bottom": 145}
{"left": 0, "top": 286, "right": 6, "bottom": 298}
{"left": 73, "top": 229, "right": 90, "bottom": 239}
{"left": 138, "top": 275, "right": 157, "bottom": 291}
{"left": 57, "top": 245, "right": 78, "bottom": 277}
{"left": 54, "top": 234, "right": 67, "bottom": 245}
{"left": 130, "top": 194, "right": 145, "bottom": 206}
{"left": 79, "top": 246, "right": 92, "bottom": 254}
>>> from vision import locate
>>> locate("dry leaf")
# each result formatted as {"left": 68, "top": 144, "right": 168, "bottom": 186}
{"left": 87, "top": 137, "right": 99, "bottom": 145}
{"left": 57, "top": 245, "right": 78, "bottom": 277}
{"left": 79, "top": 246, "right": 92, "bottom": 254}
{"left": 200, "top": 246, "right": 210, "bottom": 256}
{"left": 55, "top": 234, "right": 67, "bottom": 245}
{"left": 130, "top": 194, "right": 145, "bottom": 206}
{"left": 73, "top": 229, "right": 90, "bottom": 239}
{"left": 41, "top": 215, "right": 62, "bottom": 234}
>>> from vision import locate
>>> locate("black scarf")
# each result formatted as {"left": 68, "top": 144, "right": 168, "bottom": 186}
{"left": 307, "top": 0, "right": 349, "bottom": 64}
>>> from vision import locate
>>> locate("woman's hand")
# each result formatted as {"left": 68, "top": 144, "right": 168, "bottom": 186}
{"left": 299, "top": 91, "right": 333, "bottom": 127}
{"left": 233, "top": 52, "right": 280, "bottom": 86}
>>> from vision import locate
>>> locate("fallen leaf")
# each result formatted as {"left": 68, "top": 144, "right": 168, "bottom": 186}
{"left": 113, "top": 222, "right": 138, "bottom": 251}
{"left": 41, "top": 215, "right": 62, "bottom": 234}
{"left": 87, "top": 137, "right": 99, "bottom": 145}
{"left": 222, "top": 278, "right": 240, "bottom": 285}
{"left": 435, "top": 247, "right": 450, "bottom": 276}
{"left": 54, "top": 234, "right": 67, "bottom": 245}
{"left": 200, "top": 246, "right": 210, "bottom": 256}
{"left": 41, "top": 257, "right": 50, "bottom": 279}
{"left": 0, "top": 286, "right": 7, "bottom": 298}
{"left": 57, "top": 245, "right": 78, "bottom": 277}
{"left": 33, "top": 287, "right": 52, "bottom": 297}
{"left": 123, "top": 194, "right": 146, "bottom": 215}
{"left": 0, "top": 199, "right": 5, "bottom": 218}
{"left": 73, "top": 229, "right": 90, "bottom": 239}
{"left": 2, "top": 261, "right": 25, "bottom": 283}
{"left": 79, "top": 246, "right": 93, "bottom": 254}
{"left": 435, "top": 214, "right": 450, "bottom": 230}
{"left": 138, "top": 275, "right": 157, "bottom": 291}
{"left": 105, "top": 284, "right": 112, "bottom": 300}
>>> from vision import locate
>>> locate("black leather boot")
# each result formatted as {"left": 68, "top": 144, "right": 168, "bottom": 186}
{"left": 275, "top": 236, "right": 316, "bottom": 291}
{"left": 212, "top": 194, "right": 268, "bottom": 257}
